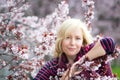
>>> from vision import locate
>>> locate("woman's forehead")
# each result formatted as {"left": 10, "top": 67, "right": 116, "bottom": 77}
{"left": 66, "top": 26, "right": 82, "bottom": 32}
{"left": 65, "top": 28, "right": 83, "bottom": 36}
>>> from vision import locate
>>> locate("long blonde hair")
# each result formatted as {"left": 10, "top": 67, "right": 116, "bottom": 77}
{"left": 54, "top": 19, "right": 93, "bottom": 57}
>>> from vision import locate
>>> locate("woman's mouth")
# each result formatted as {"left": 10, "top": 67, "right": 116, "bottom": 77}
{"left": 68, "top": 48, "right": 76, "bottom": 51}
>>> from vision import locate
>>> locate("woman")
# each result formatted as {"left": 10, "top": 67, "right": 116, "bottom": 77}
{"left": 34, "top": 19, "right": 115, "bottom": 80}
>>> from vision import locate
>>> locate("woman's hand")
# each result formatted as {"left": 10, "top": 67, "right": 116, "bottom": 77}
{"left": 60, "top": 56, "right": 86, "bottom": 80}
{"left": 69, "top": 55, "right": 86, "bottom": 78}
{"left": 60, "top": 68, "right": 69, "bottom": 80}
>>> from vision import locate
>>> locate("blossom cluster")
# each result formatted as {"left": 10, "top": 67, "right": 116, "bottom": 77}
{"left": 82, "top": 0, "right": 95, "bottom": 31}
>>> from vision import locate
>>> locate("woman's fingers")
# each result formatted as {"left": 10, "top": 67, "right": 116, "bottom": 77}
{"left": 74, "top": 66, "right": 85, "bottom": 75}
{"left": 61, "top": 56, "right": 86, "bottom": 80}
{"left": 69, "top": 56, "right": 86, "bottom": 77}
{"left": 69, "top": 63, "right": 80, "bottom": 77}
{"left": 69, "top": 63, "right": 76, "bottom": 77}
{"left": 60, "top": 68, "right": 69, "bottom": 80}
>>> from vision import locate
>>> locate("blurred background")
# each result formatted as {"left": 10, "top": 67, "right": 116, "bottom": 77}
{"left": 0, "top": 0, "right": 120, "bottom": 79}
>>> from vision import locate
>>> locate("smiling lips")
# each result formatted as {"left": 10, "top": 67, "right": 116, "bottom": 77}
{"left": 68, "top": 48, "right": 76, "bottom": 51}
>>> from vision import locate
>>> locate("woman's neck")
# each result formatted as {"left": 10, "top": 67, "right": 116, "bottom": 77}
{"left": 66, "top": 55, "right": 76, "bottom": 65}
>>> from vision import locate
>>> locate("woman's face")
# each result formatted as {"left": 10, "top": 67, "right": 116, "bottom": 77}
{"left": 62, "top": 28, "right": 83, "bottom": 58}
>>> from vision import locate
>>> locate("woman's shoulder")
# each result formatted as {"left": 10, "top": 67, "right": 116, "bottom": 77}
{"left": 34, "top": 58, "right": 59, "bottom": 80}
{"left": 44, "top": 57, "right": 59, "bottom": 69}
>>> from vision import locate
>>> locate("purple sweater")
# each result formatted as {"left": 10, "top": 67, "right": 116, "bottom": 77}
{"left": 34, "top": 37, "right": 115, "bottom": 80}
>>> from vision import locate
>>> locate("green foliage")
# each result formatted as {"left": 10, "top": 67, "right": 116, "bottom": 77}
{"left": 112, "top": 67, "right": 120, "bottom": 78}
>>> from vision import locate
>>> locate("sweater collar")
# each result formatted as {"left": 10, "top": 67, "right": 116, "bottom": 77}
{"left": 58, "top": 48, "right": 85, "bottom": 69}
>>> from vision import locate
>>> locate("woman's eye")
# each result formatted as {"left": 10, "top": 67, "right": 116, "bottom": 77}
{"left": 65, "top": 36, "right": 70, "bottom": 39}
{"left": 66, "top": 37, "right": 70, "bottom": 39}
{"left": 76, "top": 37, "right": 81, "bottom": 40}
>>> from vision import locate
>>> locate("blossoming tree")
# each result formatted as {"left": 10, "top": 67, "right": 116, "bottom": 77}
{"left": 0, "top": 0, "right": 69, "bottom": 79}
{"left": 0, "top": 0, "right": 119, "bottom": 80}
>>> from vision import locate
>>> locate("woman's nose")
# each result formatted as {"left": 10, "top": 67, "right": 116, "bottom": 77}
{"left": 70, "top": 39, "right": 75, "bottom": 45}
